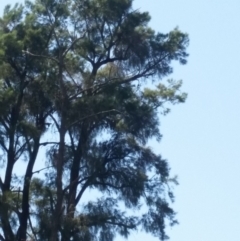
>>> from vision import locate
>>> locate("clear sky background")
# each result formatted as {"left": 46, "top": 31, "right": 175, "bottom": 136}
{"left": 1, "top": 1, "right": 240, "bottom": 241}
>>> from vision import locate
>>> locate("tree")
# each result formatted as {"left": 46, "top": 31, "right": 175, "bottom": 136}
{"left": 0, "top": 0, "right": 189, "bottom": 241}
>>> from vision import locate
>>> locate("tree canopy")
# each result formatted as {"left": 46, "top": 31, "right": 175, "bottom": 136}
{"left": 0, "top": 0, "right": 189, "bottom": 241}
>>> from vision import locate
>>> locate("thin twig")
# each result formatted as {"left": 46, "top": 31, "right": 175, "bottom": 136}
{"left": 32, "top": 166, "right": 54, "bottom": 175}
{"left": 22, "top": 50, "right": 58, "bottom": 63}
{"left": 28, "top": 216, "right": 38, "bottom": 241}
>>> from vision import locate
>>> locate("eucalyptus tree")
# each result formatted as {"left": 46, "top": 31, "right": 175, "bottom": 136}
{"left": 0, "top": 0, "right": 189, "bottom": 241}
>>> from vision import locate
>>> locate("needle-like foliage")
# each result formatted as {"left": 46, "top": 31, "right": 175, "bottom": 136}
{"left": 0, "top": 1, "right": 189, "bottom": 240}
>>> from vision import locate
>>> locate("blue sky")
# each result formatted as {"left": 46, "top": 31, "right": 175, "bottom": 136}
{"left": 1, "top": 1, "right": 240, "bottom": 241}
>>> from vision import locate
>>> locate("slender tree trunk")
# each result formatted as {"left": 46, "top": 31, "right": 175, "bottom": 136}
{"left": 17, "top": 138, "right": 40, "bottom": 241}
{"left": 50, "top": 56, "right": 67, "bottom": 241}
{"left": 52, "top": 126, "right": 66, "bottom": 241}
{"left": 2, "top": 100, "right": 23, "bottom": 241}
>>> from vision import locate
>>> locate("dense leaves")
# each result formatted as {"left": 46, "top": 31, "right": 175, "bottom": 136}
{"left": 0, "top": 0, "right": 189, "bottom": 241}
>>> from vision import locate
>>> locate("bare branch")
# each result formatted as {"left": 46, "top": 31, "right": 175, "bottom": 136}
{"left": 32, "top": 166, "right": 54, "bottom": 175}
{"left": 63, "top": 176, "right": 90, "bottom": 193}
{"left": 28, "top": 216, "right": 38, "bottom": 241}
{"left": 15, "top": 141, "right": 28, "bottom": 158}
{"left": 39, "top": 141, "right": 60, "bottom": 146}
{"left": 0, "top": 233, "right": 5, "bottom": 241}
{"left": 49, "top": 114, "right": 60, "bottom": 131}
{"left": 0, "top": 140, "right": 8, "bottom": 152}
{"left": 0, "top": 177, "right": 3, "bottom": 191}
{"left": 22, "top": 50, "right": 58, "bottom": 63}
{"left": 62, "top": 33, "right": 86, "bottom": 58}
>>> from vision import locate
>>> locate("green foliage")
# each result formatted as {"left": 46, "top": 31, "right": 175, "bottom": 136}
{"left": 0, "top": 0, "right": 189, "bottom": 241}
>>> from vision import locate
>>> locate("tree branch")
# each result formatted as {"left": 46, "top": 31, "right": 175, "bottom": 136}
{"left": 28, "top": 216, "right": 38, "bottom": 241}
{"left": 22, "top": 50, "right": 58, "bottom": 63}
{"left": 87, "top": 216, "right": 136, "bottom": 229}
{"left": 39, "top": 141, "right": 60, "bottom": 146}
{"left": 0, "top": 233, "right": 5, "bottom": 241}
{"left": 0, "top": 177, "right": 3, "bottom": 191}
{"left": 49, "top": 114, "right": 60, "bottom": 131}
{"left": 32, "top": 166, "right": 54, "bottom": 175}
{"left": 68, "top": 109, "right": 121, "bottom": 128}
{"left": 15, "top": 141, "right": 28, "bottom": 158}
{"left": 62, "top": 33, "right": 86, "bottom": 58}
